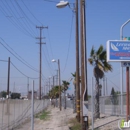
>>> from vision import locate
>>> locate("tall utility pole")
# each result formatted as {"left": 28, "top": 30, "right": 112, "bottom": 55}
{"left": 80, "top": 0, "right": 84, "bottom": 125}
{"left": 80, "top": 0, "right": 88, "bottom": 129}
{"left": 83, "top": 0, "right": 88, "bottom": 129}
{"left": 7, "top": 57, "right": 10, "bottom": 98}
{"left": 75, "top": 0, "right": 80, "bottom": 122}
{"left": 36, "top": 26, "right": 48, "bottom": 100}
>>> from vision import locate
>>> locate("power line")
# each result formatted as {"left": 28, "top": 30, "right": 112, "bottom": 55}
{"left": 107, "top": 78, "right": 120, "bottom": 90}
{"left": 47, "top": 30, "right": 55, "bottom": 63}
{"left": 11, "top": 62, "right": 39, "bottom": 79}
{"left": 13, "top": 0, "right": 37, "bottom": 36}
{"left": 43, "top": 46, "right": 55, "bottom": 75}
{"left": 0, "top": 39, "right": 49, "bottom": 82}
{"left": 0, "top": 0, "right": 35, "bottom": 38}
{"left": 21, "top": 0, "right": 43, "bottom": 25}
{"left": 0, "top": 38, "right": 39, "bottom": 72}
{"left": 0, "top": 41, "right": 39, "bottom": 72}
{"left": 14, "top": 0, "right": 36, "bottom": 26}
{"left": 61, "top": 12, "right": 74, "bottom": 73}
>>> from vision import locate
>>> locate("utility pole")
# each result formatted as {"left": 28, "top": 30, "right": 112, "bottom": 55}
{"left": 56, "top": 70, "right": 58, "bottom": 86}
{"left": 27, "top": 77, "right": 29, "bottom": 97}
{"left": 75, "top": 0, "right": 80, "bottom": 122}
{"left": 80, "top": 0, "right": 84, "bottom": 126}
{"left": 7, "top": 57, "right": 10, "bottom": 98}
{"left": 53, "top": 76, "right": 55, "bottom": 88}
{"left": 49, "top": 77, "right": 51, "bottom": 92}
{"left": 83, "top": 0, "right": 88, "bottom": 129}
{"left": 36, "top": 26, "right": 48, "bottom": 100}
{"left": 80, "top": 0, "right": 88, "bottom": 129}
{"left": 58, "top": 59, "right": 61, "bottom": 111}
{"left": 6, "top": 57, "right": 10, "bottom": 116}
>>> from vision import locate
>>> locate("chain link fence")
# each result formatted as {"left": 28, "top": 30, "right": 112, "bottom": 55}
{"left": 88, "top": 94, "right": 126, "bottom": 116}
{"left": 0, "top": 99, "right": 49, "bottom": 130}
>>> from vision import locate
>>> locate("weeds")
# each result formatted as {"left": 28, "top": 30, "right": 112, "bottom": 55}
{"left": 35, "top": 110, "right": 50, "bottom": 120}
{"left": 68, "top": 118, "right": 82, "bottom": 130}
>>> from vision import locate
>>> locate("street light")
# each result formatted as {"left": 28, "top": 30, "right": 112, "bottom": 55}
{"left": 51, "top": 59, "right": 61, "bottom": 111}
{"left": 56, "top": 0, "right": 80, "bottom": 122}
{"left": 56, "top": 0, "right": 69, "bottom": 8}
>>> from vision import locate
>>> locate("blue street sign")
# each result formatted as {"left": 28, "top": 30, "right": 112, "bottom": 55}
{"left": 107, "top": 40, "right": 130, "bottom": 61}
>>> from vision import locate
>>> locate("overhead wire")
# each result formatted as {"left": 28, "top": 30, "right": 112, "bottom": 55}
{"left": 0, "top": 0, "right": 35, "bottom": 38}
{"left": 0, "top": 40, "right": 50, "bottom": 82}
{"left": 61, "top": 12, "right": 74, "bottom": 73}
{"left": 0, "top": 38, "right": 52, "bottom": 86}
{"left": 0, "top": 4, "right": 33, "bottom": 38}
{"left": 43, "top": 37, "right": 56, "bottom": 71}
{"left": 12, "top": 0, "right": 37, "bottom": 36}
{"left": 21, "top": 0, "right": 43, "bottom": 25}
{"left": 0, "top": 38, "right": 39, "bottom": 72}
{"left": 46, "top": 29, "right": 56, "bottom": 68}
{"left": 14, "top": 0, "right": 36, "bottom": 27}
{"left": 42, "top": 45, "right": 54, "bottom": 75}
{"left": 0, "top": 41, "right": 39, "bottom": 72}
{"left": 107, "top": 78, "right": 120, "bottom": 90}
{"left": 11, "top": 61, "right": 39, "bottom": 79}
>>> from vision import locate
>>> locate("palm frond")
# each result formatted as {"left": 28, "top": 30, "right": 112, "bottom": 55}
{"left": 103, "top": 62, "right": 113, "bottom": 72}
{"left": 96, "top": 45, "right": 103, "bottom": 56}
{"left": 90, "top": 46, "right": 95, "bottom": 57}
{"left": 71, "top": 72, "right": 76, "bottom": 78}
{"left": 97, "top": 61, "right": 104, "bottom": 71}
{"left": 99, "top": 50, "right": 106, "bottom": 61}
{"left": 88, "top": 58, "right": 94, "bottom": 65}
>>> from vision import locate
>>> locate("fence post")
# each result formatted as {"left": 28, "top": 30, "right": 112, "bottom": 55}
{"left": 91, "top": 77, "right": 94, "bottom": 130}
{"left": 31, "top": 80, "right": 34, "bottom": 130}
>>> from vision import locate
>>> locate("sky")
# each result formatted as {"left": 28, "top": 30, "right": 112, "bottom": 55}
{"left": 0, "top": 0, "right": 130, "bottom": 96}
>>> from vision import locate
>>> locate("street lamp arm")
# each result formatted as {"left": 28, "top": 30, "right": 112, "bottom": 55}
{"left": 120, "top": 19, "right": 130, "bottom": 40}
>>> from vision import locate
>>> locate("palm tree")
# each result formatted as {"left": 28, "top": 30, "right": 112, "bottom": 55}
{"left": 62, "top": 80, "right": 70, "bottom": 109}
{"left": 88, "top": 45, "right": 112, "bottom": 118}
{"left": 48, "top": 86, "right": 59, "bottom": 99}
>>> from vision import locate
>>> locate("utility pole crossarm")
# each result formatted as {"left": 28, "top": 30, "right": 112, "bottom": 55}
{"left": 36, "top": 26, "right": 48, "bottom": 29}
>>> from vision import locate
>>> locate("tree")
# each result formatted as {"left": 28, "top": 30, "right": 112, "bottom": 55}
{"left": 11, "top": 92, "right": 21, "bottom": 99}
{"left": 48, "top": 86, "right": 60, "bottom": 99}
{"left": 88, "top": 45, "right": 112, "bottom": 118}
{"left": 111, "top": 87, "right": 115, "bottom": 96}
{"left": 62, "top": 80, "right": 70, "bottom": 92}
{"left": 0, "top": 91, "right": 7, "bottom": 98}
{"left": 62, "top": 80, "right": 70, "bottom": 109}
